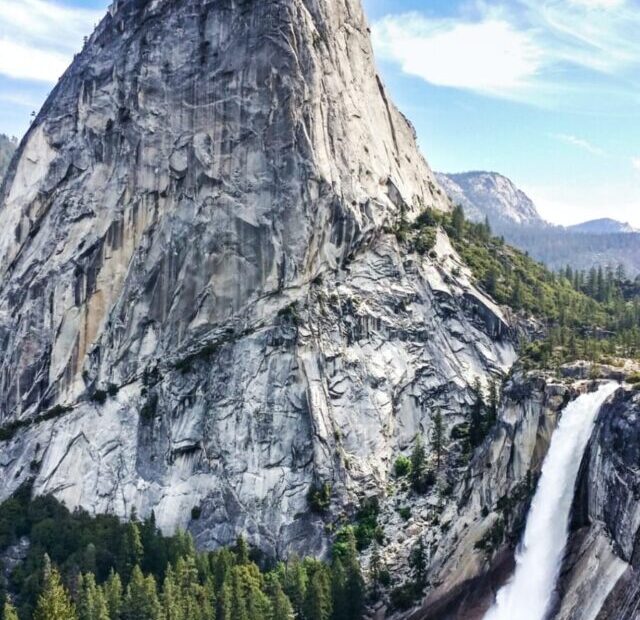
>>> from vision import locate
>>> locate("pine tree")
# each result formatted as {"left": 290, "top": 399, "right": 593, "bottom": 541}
{"left": 266, "top": 575, "right": 293, "bottom": 620}
{"left": 227, "top": 568, "right": 249, "bottom": 620}
{"left": 161, "top": 565, "right": 184, "bottom": 620}
{"left": 217, "top": 581, "right": 233, "bottom": 620}
{"left": 122, "top": 566, "right": 161, "bottom": 620}
{"left": 330, "top": 557, "right": 347, "bottom": 620}
{"left": 431, "top": 409, "right": 444, "bottom": 471}
{"left": 344, "top": 539, "right": 365, "bottom": 620}
{"left": 510, "top": 278, "right": 523, "bottom": 309}
{"left": 450, "top": 204, "right": 465, "bottom": 240}
{"left": 212, "top": 548, "right": 236, "bottom": 591}
{"left": 234, "top": 536, "right": 249, "bottom": 566}
{"left": 78, "top": 573, "right": 110, "bottom": 620}
{"left": 77, "top": 574, "right": 89, "bottom": 620}
{"left": 202, "top": 576, "right": 217, "bottom": 620}
{"left": 303, "top": 566, "right": 332, "bottom": 620}
{"left": 283, "top": 555, "right": 307, "bottom": 619}
{"left": 176, "top": 556, "right": 207, "bottom": 620}
{"left": 369, "top": 543, "right": 384, "bottom": 600}
{"left": 564, "top": 265, "right": 573, "bottom": 283}
{"left": 332, "top": 529, "right": 364, "bottom": 620}
{"left": 597, "top": 266, "right": 605, "bottom": 302}
{"left": 220, "top": 566, "right": 270, "bottom": 620}
{"left": 3, "top": 602, "right": 18, "bottom": 620}
{"left": 34, "top": 557, "right": 78, "bottom": 620}
{"left": 587, "top": 267, "right": 597, "bottom": 297}
{"left": 172, "top": 530, "right": 197, "bottom": 561}
{"left": 103, "top": 570, "right": 123, "bottom": 620}
{"left": 81, "top": 543, "right": 97, "bottom": 575}
{"left": 469, "top": 378, "right": 486, "bottom": 448}
{"left": 484, "top": 266, "right": 499, "bottom": 298}
{"left": 409, "top": 538, "right": 428, "bottom": 593}
{"left": 141, "top": 512, "right": 166, "bottom": 577}
{"left": 119, "top": 521, "right": 144, "bottom": 584}
{"left": 410, "top": 435, "right": 426, "bottom": 492}
{"left": 241, "top": 564, "right": 272, "bottom": 620}
{"left": 483, "top": 215, "right": 492, "bottom": 238}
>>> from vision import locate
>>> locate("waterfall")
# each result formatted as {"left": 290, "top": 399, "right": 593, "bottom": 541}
{"left": 484, "top": 382, "right": 618, "bottom": 620}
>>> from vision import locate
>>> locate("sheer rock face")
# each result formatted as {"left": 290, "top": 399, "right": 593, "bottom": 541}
{"left": 0, "top": 0, "right": 513, "bottom": 556}
{"left": 411, "top": 383, "right": 638, "bottom": 620}
{"left": 555, "top": 388, "right": 640, "bottom": 620}
{"left": 404, "top": 375, "right": 572, "bottom": 620}
{"left": 0, "top": 0, "right": 447, "bottom": 418}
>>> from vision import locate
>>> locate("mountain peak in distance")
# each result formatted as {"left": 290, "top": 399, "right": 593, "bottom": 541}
{"left": 435, "top": 171, "right": 544, "bottom": 227}
{"left": 567, "top": 218, "right": 639, "bottom": 234}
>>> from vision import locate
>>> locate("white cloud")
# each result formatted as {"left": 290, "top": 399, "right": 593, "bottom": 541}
{"left": 552, "top": 134, "right": 605, "bottom": 156}
{"left": 632, "top": 157, "right": 640, "bottom": 172}
{"left": 372, "top": 14, "right": 542, "bottom": 99}
{"left": 372, "top": 1, "right": 640, "bottom": 105}
{"left": 0, "top": 39, "right": 70, "bottom": 83}
{"left": 0, "top": 0, "right": 104, "bottom": 82}
{"left": 522, "top": 0, "right": 640, "bottom": 74}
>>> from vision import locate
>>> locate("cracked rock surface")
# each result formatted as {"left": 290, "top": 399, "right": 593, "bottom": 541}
{"left": 2, "top": 3, "right": 638, "bottom": 619}
{"left": 0, "top": 0, "right": 514, "bottom": 559}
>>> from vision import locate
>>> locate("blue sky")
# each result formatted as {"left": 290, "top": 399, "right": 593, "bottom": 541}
{"left": 1, "top": 0, "right": 639, "bottom": 226}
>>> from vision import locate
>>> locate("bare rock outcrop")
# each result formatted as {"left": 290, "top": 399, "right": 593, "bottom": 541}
{"left": 0, "top": 0, "right": 512, "bottom": 557}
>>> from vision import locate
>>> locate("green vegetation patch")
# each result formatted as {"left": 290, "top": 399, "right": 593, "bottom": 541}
{"left": 353, "top": 498, "right": 383, "bottom": 551}
{"left": 306, "top": 482, "right": 332, "bottom": 514}
{"left": 0, "top": 404, "right": 72, "bottom": 443}
{"left": 409, "top": 206, "right": 640, "bottom": 368}
{"left": 0, "top": 489, "right": 366, "bottom": 620}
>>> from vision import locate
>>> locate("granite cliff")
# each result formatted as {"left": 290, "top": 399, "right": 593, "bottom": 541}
{"left": 2, "top": 2, "right": 640, "bottom": 620}
{"left": 0, "top": 0, "right": 514, "bottom": 560}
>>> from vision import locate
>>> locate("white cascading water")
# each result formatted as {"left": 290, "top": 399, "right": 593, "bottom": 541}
{"left": 484, "top": 382, "right": 618, "bottom": 620}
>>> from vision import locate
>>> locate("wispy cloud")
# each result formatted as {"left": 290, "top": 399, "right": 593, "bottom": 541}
{"left": 569, "top": 0, "right": 625, "bottom": 9}
{"left": 632, "top": 157, "right": 640, "bottom": 172}
{"left": 0, "top": 0, "right": 104, "bottom": 83}
{"left": 552, "top": 134, "right": 606, "bottom": 156}
{"left": 372, "top": 0, "right": 640, "bottom": 107}
{"left": 0, "top": 39, "right": 71, "bottom": 83}
{"left": 372, "top": 14, "right": 542, "bottom": 100}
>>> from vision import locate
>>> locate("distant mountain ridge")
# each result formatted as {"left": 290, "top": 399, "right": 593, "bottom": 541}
{"left": 568, "top": 218, "right": 639, "bottom": 235}
{"left": 437, "top": 171, "right": 640, "bottom": 276}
